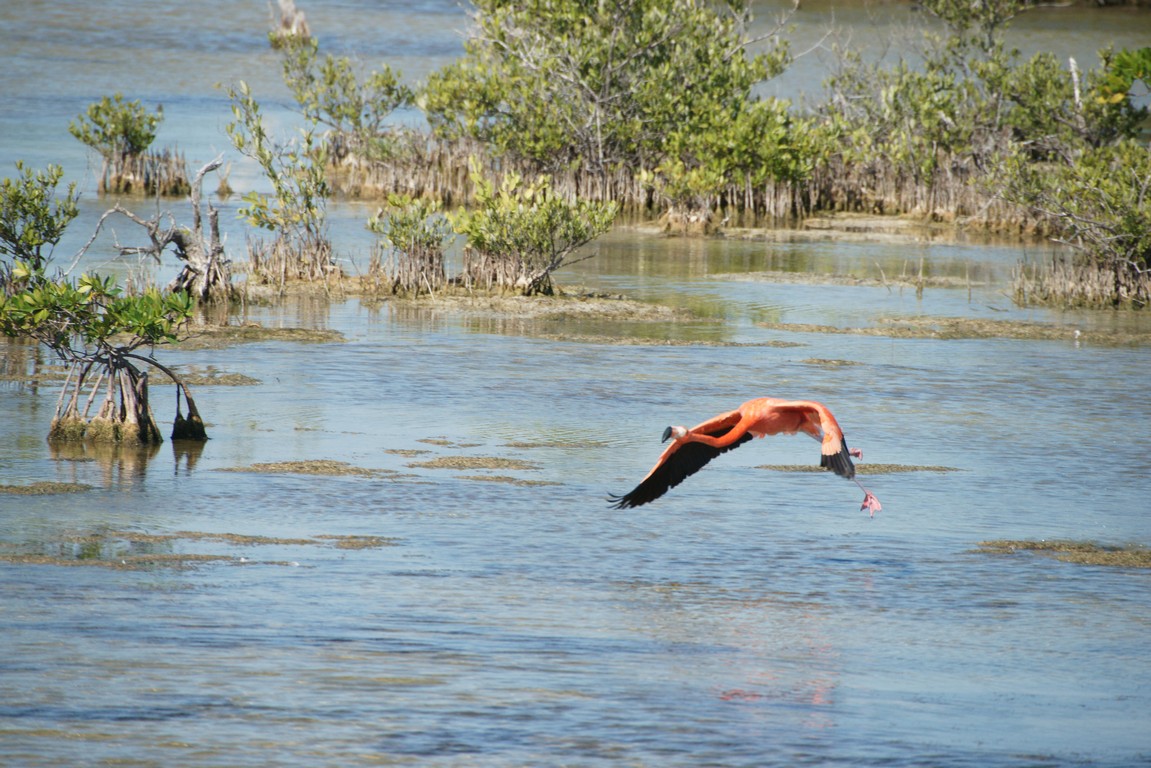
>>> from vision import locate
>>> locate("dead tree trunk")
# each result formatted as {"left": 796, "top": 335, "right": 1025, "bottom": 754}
{"left": 101, "top": 156, "right": 234, "bottom": 302}
{"left": 269, "top": 0, "right": 312, "bottom": 47}
{"left": 167, "top": 157, "right": 232, "bottom": 301}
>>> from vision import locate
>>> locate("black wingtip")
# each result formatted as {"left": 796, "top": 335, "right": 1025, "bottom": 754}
{"left": 820, "top": 437, "right": 856, "bottom": 479}
{"left": 607, "top": 493, "right": 639, "bottom": 510}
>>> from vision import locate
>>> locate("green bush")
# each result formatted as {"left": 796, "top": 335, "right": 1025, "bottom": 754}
{"left": 281, "top": 38, "right": 413, "bottom": 163}
{"left": 68, "top": 93, "right": 161, "bottom": 162}
{"left": 69, "top": 93, "right": 189, "bottom": 196}
{"left": 421, "top": 0, "right": 789, "bottom": 179}
{"left": 0, "top": 163, "right": 204, "bottom": 443}
{"left": 450, "top": 162, "right": 618, "bottom": 295}
{"left": 0, "top": 162, "right": 79, "bottom": 277}
{"left": 367, "top": 194, "right": 453, "bottom": 295}
{"left": 225, "top": 80, "right": 333, "bottom": 282}
{"left": 1004, "top": 139, "right": 1151, "bottom": 306}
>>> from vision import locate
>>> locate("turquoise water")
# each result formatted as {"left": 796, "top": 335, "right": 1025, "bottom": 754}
{"left": 2, "top": 2, "right": 1151, "bottom": 765}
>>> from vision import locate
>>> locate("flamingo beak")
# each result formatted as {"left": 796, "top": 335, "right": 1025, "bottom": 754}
{"left": 661, "top": 426, "right": 674, "bottom": 443}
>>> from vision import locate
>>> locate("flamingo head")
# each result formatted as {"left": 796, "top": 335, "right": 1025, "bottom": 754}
{"left": 662, "top": 425, "right": 688, "bottom": 442}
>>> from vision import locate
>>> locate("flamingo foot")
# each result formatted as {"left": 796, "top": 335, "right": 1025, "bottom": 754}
{"left": 849, "top": 448, "right": 862, "bottom": 459}
{"left": 851, "top": 477, "right": 881, "bottom": 517}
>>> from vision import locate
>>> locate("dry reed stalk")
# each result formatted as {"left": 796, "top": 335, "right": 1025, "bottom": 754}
{"left": 383, "top": 242, "right": 446, "bottom": 296}
{"left": 246, "top": 235, "right": 335, "bottom": 288}
{"left": 1013, "top": 256, "right": 1151, "bottom": 308}
{"left": 325, "top": 129, "right": 1054, "bottom": 233}
{"left": 100, "top": 148, "right": 191, "bottom": 197}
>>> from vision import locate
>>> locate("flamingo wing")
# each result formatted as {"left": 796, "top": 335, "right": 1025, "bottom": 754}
{"left": 801, "top": 403, "right": 856, "bottom": 480}
{"left": 769, "top": 400, "right": 856, "bottom": 480}
{"left": 608, "top": 424, "right": 754, "bottom": 509}
{"left": 819, "top": 431, "right": 855, "bottom": 479}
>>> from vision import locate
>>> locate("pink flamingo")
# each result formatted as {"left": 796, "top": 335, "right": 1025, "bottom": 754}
{"left": 609, "top": 397, "right": 882, "bottom": 516}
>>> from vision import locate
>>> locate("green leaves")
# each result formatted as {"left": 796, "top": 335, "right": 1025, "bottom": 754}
{"left": 68, "top": 93, "right": 162, "bottom": 162}
{"left": 368, "top": 173, "right": 617, "bottom": 294}
{"left": 2, "top": 164, "right": 203, "bottom": 443}
{"left": 0, "top": 160, "right": 192, "bottom": 356}
{"left": 1096, "top": 47, "right": 1151, "bottom": 104}
{"left": 819, "top": 4, "right": 1151, "bottom": 190}
{"left": 422, "top": 0, "right": 790, "bottom": 180}
{"left": 0, "top": 162, "right": 79, "bottom": 272}
{"left": 366, "top": 194, "right": 454, "bottom": 294}
{"left": 448, "top": 161, "right": 618, "bottom": 294}
{"left": 0, "top": 263, "right": 192, "bottom": 353}
{"left": 281, "top": 38, "right": 412, "bottom": 162}
{"left": 1005, "top": 139, "right": 1151, "bottom": 272}
{"left": 224, "top": 80, "right": 329, "bottom": 243}
{"left": 654, "top": 96, "right": 821, "bottom": 209}
{"left": 368, "top": 194, "right": 453, "bottom": 256}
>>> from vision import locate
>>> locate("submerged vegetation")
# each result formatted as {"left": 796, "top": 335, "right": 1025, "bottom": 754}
{"left": 0, "top": 528, "right": 397, "bottom": 571}
{"left": 217, "top": 460, "right": 393, "bottom": 477}
{"left": 757, "top": 315, "right": 1151, "bottom": 345}
{"left": 977, "top": 540, "right": 1151, "bottom": 568}
{"left": 0, "top": 481, "right": 92, "bottom": 495}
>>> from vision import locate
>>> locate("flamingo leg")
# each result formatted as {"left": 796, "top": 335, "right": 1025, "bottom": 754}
{"left": 852, "top": 477, "right": 882, "bottom": 517}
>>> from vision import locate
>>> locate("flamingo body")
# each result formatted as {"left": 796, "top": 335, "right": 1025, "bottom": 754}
{"left": 609, "top": 397, "right": 881, "bottom": 515}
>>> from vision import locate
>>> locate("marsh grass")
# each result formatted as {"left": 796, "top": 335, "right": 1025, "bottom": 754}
{"left": 406, "top": 456, "right": 541, "bottom": 471}
{"left": 0, "top": 529, "right": 398, "bottom": 571}
{"left": 757, "top": 464, "right": 961, "bottom": 474}
{"left": 216, "top": 460, "right": 394, "bottom": 477}
{"left": 757, "top": 316, "right": 1151, "bottom": 346}
{"left": 0, "top": 482, "right": 92, "bottom": 495}
{"left": 977, "top": 540, "right": 1151, "bottom": 568}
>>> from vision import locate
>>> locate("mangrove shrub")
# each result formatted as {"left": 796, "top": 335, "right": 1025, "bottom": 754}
{"left": 225, "top": 80, "right": 334, "bottom": 284}
{"left": 0, "top": 162, "right": 79, "bottom": 279}
{"left": 281, "top": 37, "right": 413, "bottom": 165}
{"left": 367, "top": 194, "right": 453, "bottom": 296}
{"left": 450, "top": 164, "right": 618, "bottom": 295}
{"left": 1000, "top": 46, "right": 1150, "bottom": 307}
{"left": 0, "top": 163, "right": 206, "bottom": 444}
{"left": 69, "top": 93, "right": 189, "bottom": 196}
{"left": 1007, "top": 139, "right": 1151, "bottom": 308}
{"left": 421, "top": 0, "right": 792, "bottom": 214}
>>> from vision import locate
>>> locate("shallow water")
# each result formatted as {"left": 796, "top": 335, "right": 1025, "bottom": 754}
{"left": 3, "top": 2, "right": 1151, "bottom": 766}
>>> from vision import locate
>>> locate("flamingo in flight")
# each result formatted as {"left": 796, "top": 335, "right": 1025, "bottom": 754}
{"left": 608, "top": 397, "right": 882, "bottom": 516}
